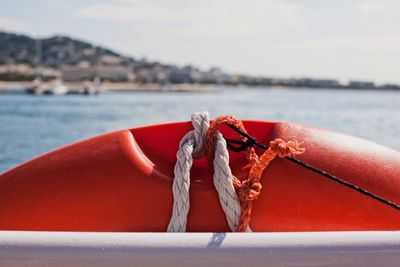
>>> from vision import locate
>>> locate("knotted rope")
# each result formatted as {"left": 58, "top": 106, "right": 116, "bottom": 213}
{"left": 169, "top": 113, "right": 400, "bottom": 232}
{"left": 205, "top": 115, "right": 305, "bottom": 231}
{"left": 167, "top": 112, "right": 241, "bottom": 232}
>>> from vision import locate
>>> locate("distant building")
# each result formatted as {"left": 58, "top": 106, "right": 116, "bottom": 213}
{"left": 379, "top": 84, "right": 400, "bottom": 90}
{"left": 225, "top": 75, "right": 240, "bottom": 85}
{"left": 169, "top": 68, "right": 192, "bottom": 83}
{"left": 100, "top": 55, "right": 122, "bottom": 65}
{"left": 61, "top": 64, "right": 130, "bottom": 82}
{"left": 95, "top": 65, "right": 130, "bottom": 82}
{"left": 297, "top": 78, "right": 341, "bottom": 88}
{"left": 60, "top": 65, "right": 95, "bottom": 81}
{"left": 0, "top": 64, "right": 60, "bottom": 81}
{"left": 348, "top": 80, "right": 375, "bottom": 89}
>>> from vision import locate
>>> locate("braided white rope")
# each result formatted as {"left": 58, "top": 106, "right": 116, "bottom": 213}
{"left": 214, "top": 133, "right": 252, "bottom": 233}
{"left": 212, "top": 132, "right": 241, "bottom": 231}
{"left": 167, "top": 112, "right": 241, "bottom": 232}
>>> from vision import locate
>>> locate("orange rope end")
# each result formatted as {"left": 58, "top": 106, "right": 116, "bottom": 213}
{"left": 269, "top": 138, "right": 305, "bottom": 158}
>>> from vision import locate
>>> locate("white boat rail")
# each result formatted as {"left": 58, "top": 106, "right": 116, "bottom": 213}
{"left": 0, "top": 231, "right": 399, "bottom": 267}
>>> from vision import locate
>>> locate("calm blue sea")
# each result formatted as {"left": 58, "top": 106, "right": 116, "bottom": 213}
{"left": 1, "top": 87, "right": 399, "bottom": 173}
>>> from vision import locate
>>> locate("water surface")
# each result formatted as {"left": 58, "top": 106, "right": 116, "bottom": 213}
{"left": 1, "top": 87, "right": 399, "bottom": 172}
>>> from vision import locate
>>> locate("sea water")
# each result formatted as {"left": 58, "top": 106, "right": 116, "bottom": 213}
{"left": 0, "top": 87, "right": 399, "bottom": 173}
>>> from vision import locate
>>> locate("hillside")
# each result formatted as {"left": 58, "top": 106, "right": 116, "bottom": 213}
{"left": 1, "top": 31, "right": 397, "bottom": 89}
{"left": 0, "top": 31, "right": 134, "bottom": 67}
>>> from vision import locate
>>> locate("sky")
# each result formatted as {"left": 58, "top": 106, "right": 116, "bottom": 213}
{"left": 1, "top": 0, "right": 400, "bottom": 84}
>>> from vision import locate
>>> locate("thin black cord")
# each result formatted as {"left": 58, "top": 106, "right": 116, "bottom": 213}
{"left": 224, "top": 124, "right": 400, "bottom": 211}
{"left": 286, "top": 156, "right": 400, "bottom": 211}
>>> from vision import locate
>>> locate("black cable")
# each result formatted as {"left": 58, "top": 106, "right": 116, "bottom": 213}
{"left": 224, "top": 123, "right": 400, "bottom": 211}
{"left": 286, "top": 156, "right": 400, "bottom": 210}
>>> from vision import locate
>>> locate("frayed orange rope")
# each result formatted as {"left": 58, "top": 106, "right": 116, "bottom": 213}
{"left": 205, "top": 116, "right": 258, "bottom": 167}
{"left": 205, "top": 115, "right": 305, "bottom": 232}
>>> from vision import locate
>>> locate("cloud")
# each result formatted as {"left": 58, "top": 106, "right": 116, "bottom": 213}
{"left": 356, "top": 1, "right": 385, "bottom": 15}
{"left": 280, "top": 34, "right": 400, "bottom": 53}
{"left": 0, "top": 16, "right": 33, "bottom": 34}
{"left": 44, "top": 0, "right": 400, "bottom": 83}
{"left": 74, "top": 0, "right": 305, "bottom": 36}
{"left": 246, "top": 34, "right": 400, "bottom": 83}
{"left": 73, "top": 0, "right": 400, "bottom": 83}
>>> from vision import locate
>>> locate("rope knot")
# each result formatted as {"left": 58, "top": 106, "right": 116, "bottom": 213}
{"left": 237, "top": 181, "right": 262, "bottom": 201}
{"left": 269, "top": 138, "right": 305, "bottom": 158}
{"left": 168, "top": 112, "right": 242, "bottom": 232}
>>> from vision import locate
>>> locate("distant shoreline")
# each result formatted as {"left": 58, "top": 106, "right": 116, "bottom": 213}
{"left": 2, "top": 31, "right": 400, "bottom": 92}
{"left": 0, "top": 81, "right": 399, "bottom": 94}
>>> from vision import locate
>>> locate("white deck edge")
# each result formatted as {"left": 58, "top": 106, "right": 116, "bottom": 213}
{"left": 0, "top": 231, "right": 400, "bottom": 266}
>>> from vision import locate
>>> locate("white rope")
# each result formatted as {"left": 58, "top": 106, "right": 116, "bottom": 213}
{"left": 167, "top": 112, "right": 242, "bottom": 232}
{"left": 212, "top": 132, "right": 241, "bottom": 231}
{"left": 213, "top": 133, "right": 252, "bottom": 233}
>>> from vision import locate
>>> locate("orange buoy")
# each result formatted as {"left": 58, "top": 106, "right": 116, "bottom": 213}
{"left": 1, "top": 120, "right": 400, "bottom": 232}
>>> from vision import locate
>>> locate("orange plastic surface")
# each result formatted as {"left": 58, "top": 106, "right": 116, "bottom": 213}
{"left": 0, "top": 121, "right": 400, "bottom": 232}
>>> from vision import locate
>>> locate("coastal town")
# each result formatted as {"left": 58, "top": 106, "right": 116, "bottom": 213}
{"left": 1, "top": 31, "right": 399, "bottom": 94}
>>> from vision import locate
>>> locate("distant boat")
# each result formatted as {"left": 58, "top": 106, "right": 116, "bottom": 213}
{"left": 25, "top": 78, "right": 42, "bottom": 95}
{"left": 84, "top": 76, "right": 101, "bottom": 95}
{"left": 43, "top": 79, "right": 69, "bottom": 95}
{"left": 25, "top": 37, "right": 68, "bottom": 96}
{"left": 26, "top": 79, "right": 69, "bottom": 96}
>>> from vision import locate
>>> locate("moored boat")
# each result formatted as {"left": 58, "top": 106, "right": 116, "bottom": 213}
{"left": 26, "top": 78, "right": 69, "bottom": 95}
